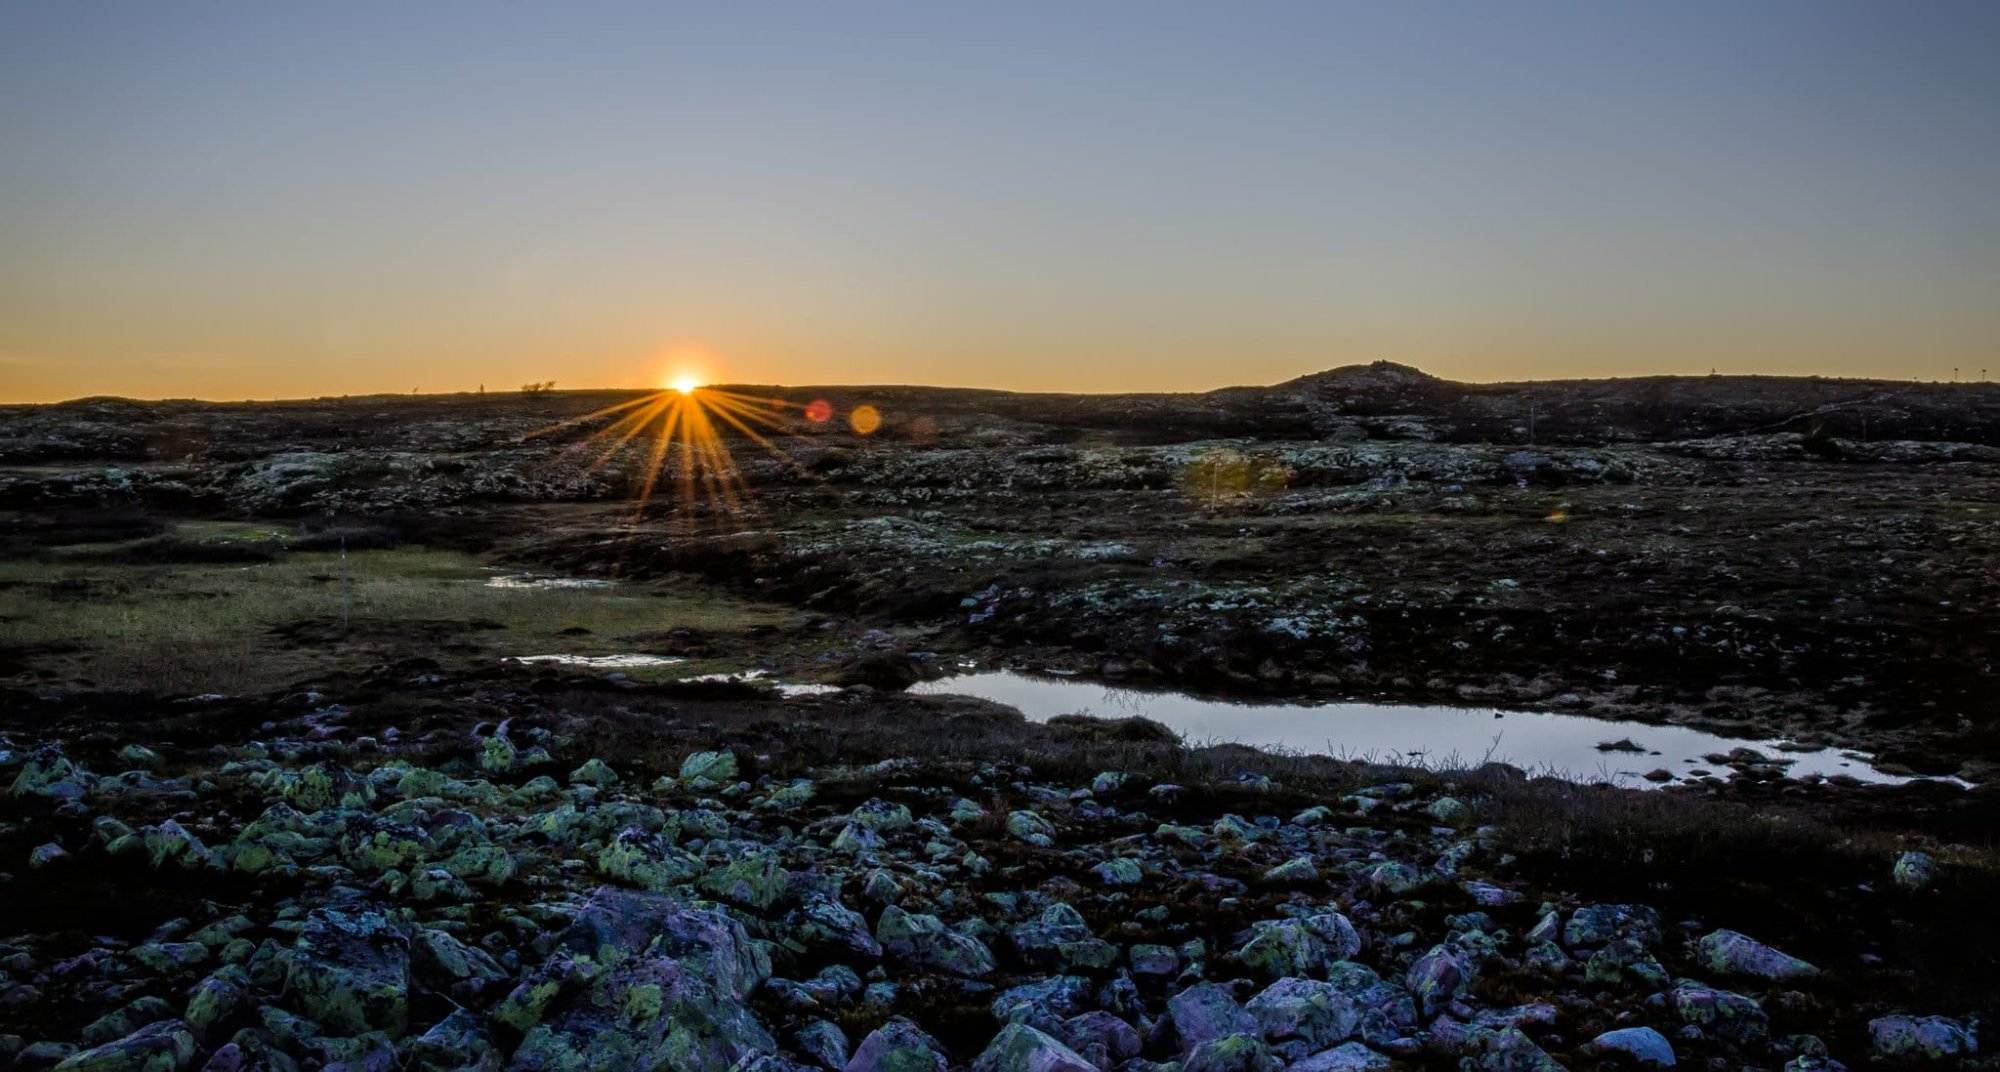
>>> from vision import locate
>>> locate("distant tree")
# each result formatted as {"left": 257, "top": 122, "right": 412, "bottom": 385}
{"left": 521, "top": 381, "right": 557, "bottom": 394}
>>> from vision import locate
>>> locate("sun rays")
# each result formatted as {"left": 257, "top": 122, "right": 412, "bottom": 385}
{"left": 526, "top": 383, "right": 832, "bottom": 521}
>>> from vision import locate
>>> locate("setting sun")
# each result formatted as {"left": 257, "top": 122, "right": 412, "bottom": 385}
{"left": 670, "top": 374, "right": 701, "bottom": 395}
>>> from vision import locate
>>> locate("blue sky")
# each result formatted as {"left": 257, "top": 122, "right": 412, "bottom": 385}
{"left": 3, "top": 2, "right": 1996, "bottom": 399}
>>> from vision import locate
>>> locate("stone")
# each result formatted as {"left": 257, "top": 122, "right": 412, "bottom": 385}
{"left": 1261, "top": 857, "right": 1318, "bottom": 885}
{"left": 970, "top": 1024, "right": 1096, "bottom": 1072}
{"left": 680, "top": 751, "right": 738, "bottom": 783}
{"left": 567, "top": 758, "right": 619, "bottom": 786}
{"left": 1694, "top": 929, "right": 1817, "bottom": 981}
{"left": 406, "top": 1007, "right": 499, "bottom": 1072}
{"left": 1892, "top": 851, "right": 1936, "bottom": 891}
{"left": 508, "top": 892, "right": 775, "bottom": 1072}
{"left": 1168, "top": 982, "right": 1258, "bottom": 1052}
{"left": 1093, "top": 858, "right": 1142, "bottom": 886}
{"left": 1006, "top": 810, "right": 1057, "bottom": 847}
{"left": 281, "top": 905, "right": 412, "bottom": 1035}
{"left": 1564, "top": 904, "right": 1660, "bottom": 950}
{"left": 698, "top": 848, "right": 790, "bottom": 910}
{"left": 797, "top": 1020, "right": 850, "bottom": 1070}
{"left": 1236, "top": 913, "right": 1358, "bottom": 979}
{"left": 80, "top": 997, "right": 178, "bottom": 1047}
{"left": 52, "top": 1021, "right": 196, "bottom": 1072}
{"left": 1405, "top": 945, "right": 1469, "bottom": 1019}
{"left": 1246, "top": 978, "right": 1363, "bottom": 1051}
{"left": 792, "top": 897, "right": 884, "bottom": 959}
{"left": 1182, "top": 1032, "right": 1275, "bottom": 1072}
{"left": 1868, "top": 1015, "right": 1977, "bottom": 1060}
{"left": 1671, "top": 983, "right": 1768, "bottom": 1044}
{"left": 1058, "top": 1012, "right": 1141, "bottom": 1064}
{"left": 876, "top": 905, "right": 996, "bottom": 977}
{"left": 843, "top": 1017, "right": 947, "bottom": 1072}
{"left": 1591, "top": 1026, "right": 1676, "bottom": 1067}
{"left": 1289, "top": 1042, "right": 1392, "bottom": 1071}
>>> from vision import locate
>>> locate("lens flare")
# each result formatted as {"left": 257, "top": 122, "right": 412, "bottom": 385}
{"left": 848, "top": 404, "right": 882, "bottom": 436}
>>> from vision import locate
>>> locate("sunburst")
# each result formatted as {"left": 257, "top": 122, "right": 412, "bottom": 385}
{"left": 528, "top": 383, "right": 822, "bottom": 519}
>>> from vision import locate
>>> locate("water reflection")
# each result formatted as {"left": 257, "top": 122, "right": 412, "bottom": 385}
{"left": 912, "top": 672, "right": 1949, "bottom": 790}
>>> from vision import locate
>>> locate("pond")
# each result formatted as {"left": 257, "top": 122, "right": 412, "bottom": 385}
{"left": 911, "top": 671, "right": 1944, "bottom": 789}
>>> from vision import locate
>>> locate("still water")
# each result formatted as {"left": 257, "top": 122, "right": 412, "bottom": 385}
{"left": 912, "top": 672, "right": 1940, "bottom": 789}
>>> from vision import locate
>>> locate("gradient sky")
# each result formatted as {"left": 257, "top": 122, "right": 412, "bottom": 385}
{"left": 3, "top": 2, "right": 1997, "bottom": 402}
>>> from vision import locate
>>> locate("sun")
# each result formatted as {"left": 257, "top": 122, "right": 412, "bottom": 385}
{"left": 669, "top": 373, "right": 701, "bottom": 395}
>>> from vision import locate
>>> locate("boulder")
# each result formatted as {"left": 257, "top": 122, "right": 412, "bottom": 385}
{"left": 844, "top": 1017, "right": 947, "bottom": 1072}
{"left": 1694, "top": 929, "right": 1817, "bottom": 981}
{"left": 1868, "top": 1015, "right": 1977, "bottom": 1061}
{"left": 970, "top": 1024, "right": 1096, "bottom": 1072}
{"left": 1591, "top": 1026, "right": 1676, "bottom": 1067}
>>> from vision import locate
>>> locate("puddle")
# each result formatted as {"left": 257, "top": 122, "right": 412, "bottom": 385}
{"left": 508, "top": 654, "right": 684, "bottom": 669}
{"left": 676, "top": 669, "right": 843, "bottom": 697}
{"left": 485, "top": 574, "right": 616, "bottom": 590}
{"left": 912, "top": 672, "right": 1951, "bottom": 789}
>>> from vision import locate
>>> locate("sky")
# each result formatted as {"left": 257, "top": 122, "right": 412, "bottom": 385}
{"left": 2, "top": 2, "right": 1997, "bottom": 402}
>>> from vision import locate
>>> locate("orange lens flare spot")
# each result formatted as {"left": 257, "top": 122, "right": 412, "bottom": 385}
{"left": 803, "top": 399, "right": 833, "bottom": 423}
{"left": 848, "top": 404, "right": 882, "bottom": 436}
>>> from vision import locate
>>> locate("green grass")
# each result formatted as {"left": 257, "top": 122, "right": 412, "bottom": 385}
{"left": 0, "top": 526, "right": 797, "bottom": 693}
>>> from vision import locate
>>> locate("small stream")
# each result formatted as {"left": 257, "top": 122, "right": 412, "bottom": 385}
{"left": 912, "top": 671, "right": 1942, "bottom": 789}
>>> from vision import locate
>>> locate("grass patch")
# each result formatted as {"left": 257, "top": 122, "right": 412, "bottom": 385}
{"left": 0, "top": 531, "right": 799, "bottom": 693}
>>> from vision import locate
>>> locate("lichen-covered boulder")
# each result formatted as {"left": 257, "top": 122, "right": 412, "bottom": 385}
{"left": 1670, "top": 983, "right": 1767, "bottom": 1045}
{"left": 507, "top": 954, "right": 774, "bottom": 1072}
{"left": 1590, "top": 1026, "right": 1676, "bottom": 1067}
{"left": 843, "top": 1017, "right": 947, "bottom": 1072}
{"left": 1006, "top": 810, "right": 1057, "bottom": 847}
{"left": 790, "top": 897, "right": 883, "bottom": 960}
{"left": 876, "top": 905, "right": 996, "bottom": 977}
{"left": 1261, "top": 857, "right": 1318, "bottom": 885}
{"left": 1892, "top": 851, "right": 1936, "bottom": 891}
{"left": 568, "top": 757, "right": 619, "bottom": 786}
{"left": 1093, "top": 858, "right": 1142, "bottom": 887}
{"left": 1057, "top": 1011, "right": 1141, "bottom": 1066}
{"left": 1564, "top": 904, "right": 1660, "bottom": 950}
{"left": 405, "top": 1008, "right": 499, "bottom": 1072}
{"left": 1168, "top": 982, "right": 1258, "bottom": 1053}
{"left": 970, "top": 1024, "right": 1096, "bottom": 1072}
{"left": 847, "top": 799, "right": 914, "bottom": 831}
{"left": 1694, "top": 929, "right": 1817, "bottom": 981}
{"left": 1405, "top": 945, "right": 1469, "bottom": 1019}
{"left": 52, "top": 1020, "right": 196, "bottom": 1072}
{"left": 596, "top": 827, "right": 703, "bottom": 892}
{"left": 698, "top": 847, "right": 790, "bottom": 910}
{"left": 184, "top": 965, "right": 252, "bottom": 1037}
{"left": 1868, "top": 1015, "right": 1977, "bottom": 1061}
{"left": 10, "top": 745, "right": 92, "bottom": 801}
{"left": 993, "top": 976, "right": 1094, "bottom": 1031}
{"left": 281, "top": 905, "right": 413, "bottom": 1035}
{"left": 507, "top": 890, "right": 775, "bottom": 1071}
{"left": 679, "top": 750, "right": 738, "bottom": 783}
{"left": 1246, "top": 978, "right": 1362, "bottom": 1052}
{"left": 1236, "top": 913, "right": 1359, "bottom": 979}
{"left": 796, "top": 1019, "right": 850, "bottom": 1070}
{"left": 1290, "top": 1042, "right": 1392, "bottom": 1071}
{"left": 80, "top": 997, "right": 177, "bottom": 1047}
{"left": 1183, "top": 1032, "right": 1277, "bottom": 1072}
{"left": 412, "top": 927, "right": 509, "bottom": 1002}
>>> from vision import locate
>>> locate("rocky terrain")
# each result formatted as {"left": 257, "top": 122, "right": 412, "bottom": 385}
{"left": 1, "top": 670, "right": 1992, "bottom": 1071}
{"left": 1, "top": 364, "right": 1996, "bottom": 1068}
